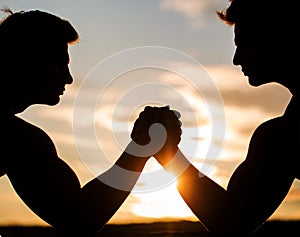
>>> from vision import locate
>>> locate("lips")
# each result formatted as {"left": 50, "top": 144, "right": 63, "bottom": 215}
{"left": 241, "top": 62, "right": 258, "bottom": 77}
{"left": 241, "top": 66, "right": 251, "bottom": 77}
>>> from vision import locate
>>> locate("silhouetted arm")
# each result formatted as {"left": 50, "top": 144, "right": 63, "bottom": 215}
{"left": 5, "top": 116, "right": 150, "bottom": 236}
{"left": 157, "top": 117, "right": 295, "bottom": 234}
{"left": 81, "top": 145, "right": 150, "bottom": 229}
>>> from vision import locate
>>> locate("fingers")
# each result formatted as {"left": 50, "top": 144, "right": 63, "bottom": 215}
{"left": 173, "top": 110, "right": 181, "bottom": 119}
{"left": 131, "top": 105, "right": 182, "bottom": 144}
{"left": 140, "top": 105, "right": 180, "bottom": 120}
{"left": 153, "top": 107, "right": 182, "bottom": 145}
{"left": 140, "top": 105, "right": 182, "bottom": 128}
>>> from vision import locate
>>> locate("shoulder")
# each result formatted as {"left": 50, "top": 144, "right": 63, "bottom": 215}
{"left": 9, "top": 115, "right": 51, "bottom": 137}
{"left": 251, "top": 117, "right": 286, "bottom": 142}
{"left": 1, "top": 114, "right": 60, "bottom": 176}
{"left": 247, "top": 117, "right": 285, "bottom": 159}
{"left": 251, "top": 111, "right": 299, "bottom": 147}
{"left": 5, "top": 115, "right": 58, "bottom": 158}
{"left": 247, "top": 116, "right": 298, "bottom": 169}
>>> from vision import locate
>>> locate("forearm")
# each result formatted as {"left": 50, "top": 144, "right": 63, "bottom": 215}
{"left": 80, "top": 148, "right": 149, "bottom": 228}
{"left": 93, "top": 151, "right": 149, "bottom": 193}
{"left": 160, "top": 149, "right": 232, "bottom": 232}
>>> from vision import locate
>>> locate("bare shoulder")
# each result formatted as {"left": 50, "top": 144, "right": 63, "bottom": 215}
{"left": 247, "top": 115, "right": 298, "bottom": 170}
{"left": 5, "top": 115, "right": 58, "bottom": 158}
{"left": 251, "top": 115, "right": 295, "bottom": 146}
{"left": 252, "top": 117, "right": 285, "bottom": 139}
{"left": 8, "top": 115, "right": 54, "bottom": 140}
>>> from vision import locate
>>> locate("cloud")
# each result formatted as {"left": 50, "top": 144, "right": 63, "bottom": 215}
{"left": 159, "top": 0, "right": 225, "bottom": 29}
{"left": 160, "top": 0, "right": 209, "bottom": 19}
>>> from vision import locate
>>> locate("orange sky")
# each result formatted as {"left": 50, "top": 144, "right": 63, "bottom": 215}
{"left": 1, "top": 0, "right": 300, "bottom": 226}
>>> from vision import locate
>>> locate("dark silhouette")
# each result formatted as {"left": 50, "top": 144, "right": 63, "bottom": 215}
{"left": 0, "top": 9, "right": 181, "bottom": 237}
{"left": 135, "top": 0, "right": 300, "bottom": 235}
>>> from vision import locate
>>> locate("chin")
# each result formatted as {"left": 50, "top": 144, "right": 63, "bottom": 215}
{"left": 45, "top": 97, "right": 61, "bottom": 106}
{"left": 249, "top": 82, "right": 264, "bottom": 87}
{"left": 248, "top": 76, "right": 269, "bottom": 87}
{"left": 248, "top": 79, "right": 261, "bottom": 87}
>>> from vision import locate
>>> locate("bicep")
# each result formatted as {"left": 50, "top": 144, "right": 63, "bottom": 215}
{"left": 227, "top": 153, "right": 294, "bottom": 230}
{"left": 6, "top": 132, "right": 82, "bottom": 225}
{"left": 228, "top": 160, "right": 293, "bottom": 207}
{"left": 7, "top": 153, "right": 80, "bottom": 205}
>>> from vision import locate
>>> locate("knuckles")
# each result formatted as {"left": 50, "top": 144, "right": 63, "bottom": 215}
{"left": 131, "top": 105, "right": 182, "bottom": 146}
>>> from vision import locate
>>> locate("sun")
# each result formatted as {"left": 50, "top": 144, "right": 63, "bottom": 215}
{"left": 130, "top": 159, "right": 197, "bottom": 220}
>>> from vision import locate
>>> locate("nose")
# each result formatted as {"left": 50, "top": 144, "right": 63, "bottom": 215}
{"left": 65, "top": 66, "right": 73, "bottom": 85}
{"left": 233, "top": 48, "right": 241, "bottom": 66}
{"left": 233, "top": 46, "right": 257, "bottom": 66}
{"left": 66, "top": 72, "right": 73, "bottom": 85}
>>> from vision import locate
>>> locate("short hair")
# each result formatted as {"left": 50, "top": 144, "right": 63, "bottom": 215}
{"left": 0, "top": 8, "right": 79, "bottom": 78}
{"left": 216, "top": 0, "right": 299, "bottom": 47}
{"left": 216, "top": 0, "right": 237, "bottom": 26}
{"left": 216, "top": 0, "right": 265, "bottom": 25}
{"left": 0, "top": 8, "right": 79, "bottom": 45}
{"left": 217, "top": 0, "right": 296, "bottom": 26}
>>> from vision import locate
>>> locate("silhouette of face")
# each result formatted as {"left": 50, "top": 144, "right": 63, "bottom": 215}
{"left": 232, "top": 19, "right": 270, "bottom": 87}
{"left": 232, "top": 18, "right": 296, "bottom": 91}
{"left": 37, "top": 42, "right": 73, "bottom": 105}
{"left": 15, "top": 42, "right": 73, "bottom": 109}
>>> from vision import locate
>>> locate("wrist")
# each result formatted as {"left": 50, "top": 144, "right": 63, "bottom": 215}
{"left": 163, "top": 149, "right": 191, "bottom": 176}
{"left": 116, "top": 149, "right": 150, "bottom": 172}
{"left": 157, "top": 145, "right": 179, "bottom": 157}
{"left": 124, "top": 140, "right": 153, "bottom": 160}
{"left": 154, "top": 145, "right": 179, "bottom": 166}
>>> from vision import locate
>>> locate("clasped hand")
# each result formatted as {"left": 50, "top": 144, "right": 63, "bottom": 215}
{"left": 130, "top": 105, "right": 182, "bottom": 166}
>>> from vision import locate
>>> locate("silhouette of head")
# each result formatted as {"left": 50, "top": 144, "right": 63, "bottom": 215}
{"left": 0, "top": 9, "right": 79, "bottom": 113}
{"left": 218, "top": 1, "right": 299, "bottom": 94}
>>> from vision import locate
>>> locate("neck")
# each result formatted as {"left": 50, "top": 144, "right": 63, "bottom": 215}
{"left": 288, "top": 85, "right": 300, "bottom": 98}
{"left": 3, "top": 102, "right": 29, "bottom": 115}
{"left": 284, "top": 95, "right": 300, "bottom": 119}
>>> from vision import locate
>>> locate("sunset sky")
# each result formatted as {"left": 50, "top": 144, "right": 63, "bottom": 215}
{"left": 0, "top": 0, "right": 299, "bottom": 226}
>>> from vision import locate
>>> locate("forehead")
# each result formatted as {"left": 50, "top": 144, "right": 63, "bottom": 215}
{"left": 37, "top": 41, "right": 70, "bottom": 62}
{"left": 233, "top": 17, "right": 273, "bottom": 46}
{"left": 43, "top": 41, "right": 68, "bottom": 53}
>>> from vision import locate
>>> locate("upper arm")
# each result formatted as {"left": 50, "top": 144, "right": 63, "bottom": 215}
{"left": 5, "top": 119, "right": 82, "bottom": 225}
{"left": 226, "top": 119, "right": 294, "bottom": 230}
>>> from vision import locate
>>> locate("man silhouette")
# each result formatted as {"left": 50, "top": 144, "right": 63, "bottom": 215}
{"left": 134, "top": 0, "right": 300, "bottom": 235}
{"left": 0, "top": 9, "right": 181, "bottom": 237}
